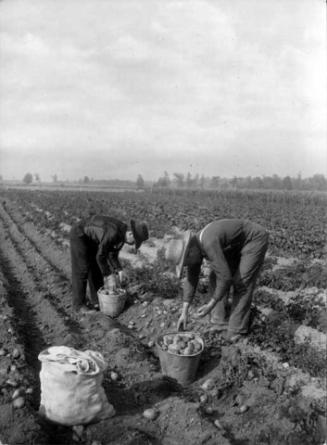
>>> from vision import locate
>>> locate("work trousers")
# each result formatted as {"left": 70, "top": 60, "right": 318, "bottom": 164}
{"left": 70, "top": 226, "right": 103, "bottom": 310}
{"left": 210, "top": 228, "right": 269, "bottom": 335}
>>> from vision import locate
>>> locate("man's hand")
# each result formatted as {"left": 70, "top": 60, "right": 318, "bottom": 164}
{"left": 194, "top": 299, "right": 216, "bottom": 318}
{"left": 117, "top": 270, "right": 128, "bottom": 287}
{"left": 177, "top": 302, "right": 190, "bottom": 331}
{"left": 177, "top": 313, "right": 188, "bottom": 331}
{"left": 103, "top": 275, "right": 117, "bottom": 291}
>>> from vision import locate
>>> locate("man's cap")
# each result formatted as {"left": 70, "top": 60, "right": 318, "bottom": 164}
{"left": 130, "top": 220, "right": 149, "bottom": 249}
{"left": 164, "top": 230, "right": 192, "bottom": 279}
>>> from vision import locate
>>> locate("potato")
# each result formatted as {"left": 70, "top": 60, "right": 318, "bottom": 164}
{"left": 163, "top": 336, "right": 173, "bottom": 346}
{"left": 173, "top": 334, "right": 183, "bottom": 343}
{"left": 183, "top": 345, "right": 194, "bottom": 355}
{"left": 176, "top": 341, "right": 187, "bottom": 349}
{"left": 192, "top": 341, "right": 202, "bottom": 352}
{"left": 13, "top": 396, "right": 25, "bottom": 409}
{"left": 188, "top": 342, "right": 195, "bottom": 353}
{"left": 162, "top": 333, "right": 203, "bottom": 356}
{"left": 168, "top": 344, "right": 179, "bottom": 354}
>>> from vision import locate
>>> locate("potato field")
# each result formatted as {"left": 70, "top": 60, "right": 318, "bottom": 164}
{"left": 0, "top": 187, "right": 326, "bottom": 445}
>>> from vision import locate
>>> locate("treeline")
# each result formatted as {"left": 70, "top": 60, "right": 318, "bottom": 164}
{"left": 151, "top": 172, "right": 327, "bottom": 191}
{"left": 11, "top": 171, "right": 327, "bottom": 192}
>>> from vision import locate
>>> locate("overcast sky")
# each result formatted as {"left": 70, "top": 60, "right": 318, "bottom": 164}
{"left": 0, "top": 0, "right": 325, "bottom": 182}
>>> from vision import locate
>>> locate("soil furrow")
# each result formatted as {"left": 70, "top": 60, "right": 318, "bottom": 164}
{"left": 0, "top": 250, "right": 46, "bottom": 384}
{"left": 0, "top": 212, "right": 82, "bottom": 444}
{"left": 0, "top": 206, "right": 78, "bottom": 326}
{"left": 0, "top": 216, "right": 72, "bottom": 346}
{"left": 5, "top": 201, "right": 70, "bottom": 281}
{"left": 4, "top": 201, "right": 326, "bottom": 381}
{"left": 0, "top": 270, "right": 51, "bottom": 445}
{"left": 3, "top": 203, "right": 71, "bottom": 280}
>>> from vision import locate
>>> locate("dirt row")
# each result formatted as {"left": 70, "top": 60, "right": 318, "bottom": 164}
{"left": 0, "top": 201, "right": 230, "bottom": 445}
{"left": 0, "top": 199, "right": 326, "bottom": 445}
{"left": 6, "top": 199, "right": 327, "bottom": 360}
{"left": 3, "top": 199, "right": 327, "bottom": 390}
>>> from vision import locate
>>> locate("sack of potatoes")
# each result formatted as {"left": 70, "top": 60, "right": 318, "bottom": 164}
{"left": 159, "top": 333, "right": 203, "bottom": 356}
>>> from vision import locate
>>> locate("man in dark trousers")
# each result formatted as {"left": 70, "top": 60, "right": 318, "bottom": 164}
{"left": 70, "top": 215, "right": 149, "bottom": 314}
{"left": 165, "top": 219, "right": 268, "bottom": 342}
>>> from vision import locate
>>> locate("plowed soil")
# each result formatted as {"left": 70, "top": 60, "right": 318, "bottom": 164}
{"left": 0, "top": 196, "right": 326, "bottom": 445}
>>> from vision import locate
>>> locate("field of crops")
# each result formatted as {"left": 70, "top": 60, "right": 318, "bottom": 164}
{"left": 0, "top": 187, "right": 326, "bottom": 445}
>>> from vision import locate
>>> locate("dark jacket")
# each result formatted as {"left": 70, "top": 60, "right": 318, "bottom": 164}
{"left": 72, "top": 215, "right": 127, "bottom": 276}
{"left": 183, "top": 219, "right": 268, "bottom": 303}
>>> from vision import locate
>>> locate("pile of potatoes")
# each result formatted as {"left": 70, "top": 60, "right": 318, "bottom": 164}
{"left": 98, "top": 287, "right": 125, "bottom": 296}
{"left": 159, "top": 333, "right": 203, "bottom": 356}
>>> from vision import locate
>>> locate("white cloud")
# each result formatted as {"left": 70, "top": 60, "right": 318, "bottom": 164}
{"left": 0, "top": 0, "right": 325, "bottom": 181}
{"left": 107, "top": 35, "right": 151, "bottom": 60}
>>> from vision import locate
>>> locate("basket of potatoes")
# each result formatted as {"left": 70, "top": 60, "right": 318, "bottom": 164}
{"left": 156, "top": 332, "right": 204, "bottom": 385}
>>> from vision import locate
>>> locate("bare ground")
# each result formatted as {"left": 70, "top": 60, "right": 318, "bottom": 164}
{"left": 0, "top": 200, "right": 326, "bottom": 445}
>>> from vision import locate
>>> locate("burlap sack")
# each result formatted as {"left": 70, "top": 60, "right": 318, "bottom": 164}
{"left": 38, "top": 346, "right": 115, "bottom": 425}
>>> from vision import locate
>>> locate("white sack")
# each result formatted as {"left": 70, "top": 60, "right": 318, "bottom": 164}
{"left": 38, "top": 346, "right": 115, "bottom": 426}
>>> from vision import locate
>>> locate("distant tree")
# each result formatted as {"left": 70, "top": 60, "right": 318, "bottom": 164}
{"left": 156, "top": 171, "right": 171, "bottom": 187}
{"left": 293, "top": 173, "right": 302, "bottom": 190}
{"left": 252, "top": 176, "right": 264, "bottom": 189}
{"left": 310, "top": 174, "right": 327, "bottom": 191}
{"left": 23, "top": 172, "right": 33, "bottom": 185}
{"left": 52, "top": 174, "right": 58, "bottom": 183}
{"left": 282, "top": 176, "right": 293, "bottom": 190}
{"left": 186, "top": 172, "right": 192, "bottom": 188}
{"left": 173, "top": 173, "right": 184, "bottom": 188}
{"left": 34, "top": 173, "right": 41, "bottom": 183}
{"left": 193, "top": 173, "right": 200, "bottom": 188}
{"left": 242, "top": 176, "right": 253, "bottom": 189}
{"left": 272, "top": 174, "right": 282, "bottom": 189}
{"left": 163, "top": 171, "right": 171, "bottom": 186}
{"left": 262, "top": 175, "right": 282, "bottom": 190}
{"left": 231, "top": 176, "right": 238, "bottom": 188}
{"left": 83, "top": 176, "right": 90, "bottom": 184}
{"left": 136, "top": 174, "right": 145, "bottom": 189}
{"left": 210, "top": 176, "right": 220, "bottom": 188}
{"left": 199, "top": 174, "right": 205, "bottom": 189}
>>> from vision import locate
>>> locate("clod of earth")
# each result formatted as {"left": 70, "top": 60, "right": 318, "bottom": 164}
{"left": 199, "top": 394, "right": 208, "bottom": 404}
{"left": 237, "top": 404, "right": 249, "bottom": 414}
{"left": 201, "top": 378, "right": 215, "bottom": 391}
{"left": 12, "top": 348, "right": 20, "bottom": 359}
{"left": 204, "top": 406, "right": 214, "bottom": 415}
{"left": 6, "top": 379, "right": 18, "bottom": 387}
{"left": 214, "top": 419, "right": 224, "bottom": 430}
{"left": 72, "top": 425, "right": 85, "bottom": 438}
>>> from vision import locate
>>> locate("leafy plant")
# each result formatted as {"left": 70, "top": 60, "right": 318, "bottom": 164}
{"left": 250, "top": 314, "right": 325, "bottom": 377}
{"left": 124, "top": 249, "right": 180, "bottom": 300}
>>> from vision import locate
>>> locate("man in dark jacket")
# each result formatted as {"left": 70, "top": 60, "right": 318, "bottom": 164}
{"left": 165, "top": 219, "right": 268, "bottom": 342}
{"left": 70, "top": 215, "right": 148, "bottom": 314}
